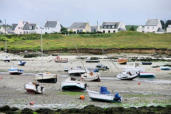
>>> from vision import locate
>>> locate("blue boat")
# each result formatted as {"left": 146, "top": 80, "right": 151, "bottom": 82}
{"left": 142, "top": 62, "right": 152, "bottom": 65}
{"left": 8, "top": 67, "right": 24, "bottom": 75}
{"left": 139, "top": 72, "right": 155, "bottom": 78}
{"left": 160, "top": 66, "right": 171, "bottom": 70}
{"left": 18, "top": 61, "right": 26, "bottom": 66}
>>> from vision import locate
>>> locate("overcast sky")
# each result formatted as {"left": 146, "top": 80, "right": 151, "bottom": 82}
{"left": 0, "top": 0, "right": 171, "bottom": 26}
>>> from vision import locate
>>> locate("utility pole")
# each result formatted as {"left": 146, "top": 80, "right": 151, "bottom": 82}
{"left": 40, "top": 29, "right": 43, "bottom": 56}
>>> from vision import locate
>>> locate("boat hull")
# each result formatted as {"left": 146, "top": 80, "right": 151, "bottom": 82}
{"left": 62, "top": 85, "right": 86, "bottom": 91}
{"left": 37, "top": 78, "right": 57, "bottom": 83}
{"left": 139, "top": 73, "right": 155, "bottom": 78}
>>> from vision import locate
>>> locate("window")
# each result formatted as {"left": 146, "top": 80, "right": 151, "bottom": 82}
{"left": 108, "top": 30, "right": 110, "bottom": 33}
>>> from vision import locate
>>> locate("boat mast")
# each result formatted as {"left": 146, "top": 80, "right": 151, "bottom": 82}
{"left": 4, "top": 19, "right": 7, "bottom": 52}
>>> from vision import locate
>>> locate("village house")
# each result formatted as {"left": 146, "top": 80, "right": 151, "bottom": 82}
{"left": 137, "top": 19, "right": 164, "bottom": 33}
{"left": 43, "top": 21, "right": 61, "bottom": 34}
{"left": 166, "top": 25, "right": 171, "bottom": 33}
{"left": 99, "top": 22, "right": 126, "bottom": 33}
{"left": 68, "top": 22, "right": 91, "bottom": 33}
{"left": 14, "top": 21, "right": 37, "bottom": 34}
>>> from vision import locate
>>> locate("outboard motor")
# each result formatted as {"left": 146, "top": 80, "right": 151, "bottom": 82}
{"left": 114, "top": 93, "right": 121, "bottom": 102}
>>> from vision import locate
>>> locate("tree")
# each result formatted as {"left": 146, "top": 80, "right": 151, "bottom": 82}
{"left": 129, "top": 26, "right": 136, "bottom": 31}
{"left": 160, "top": 20, "right": 165, "bottom": 29}
{"left": 61, "top": 25, "right": 68, "bottom": 34}
{"left": 165, "top": 20, "right": 171, "bottom": 28}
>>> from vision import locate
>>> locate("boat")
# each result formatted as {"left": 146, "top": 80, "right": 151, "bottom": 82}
{"left": 68, "top": 67, "right": 86, "bottom": 76}
{"left": 142, "top": 62, "right": 152, "bottom": 65}
{"left": 117, "top": 71, "right": 139, "bottom": 80}
{"left": 8, "top": 66, "right": 24, "bottom": 75}
{"left": 61, "top": 77, "right": 87, "bottom": 91}
{"left": 86, "top": 57, "right": 100, "bottom": 63}
{"left": 160, "top": 66, "right": 171, "bottom": 70}
{"left": 3, "top": 56, "right": 10, "bottom": 62}
{"left": 117, "top": 58, "right": 128, "bottom": 64}
{"left": 81, "top": 72, "right": 101, "bottom": 82}
{"left": 96, "top": 64, "right": 109, "bottom": 71}
{"left": 24, "top": 82, "right": 44, "bottom": 94}
{"left": 35, "top": 72, "right": 57, "bottom": 83}
{"left": 87, "top": 86, "right": 121, "bottom": 102}
{"left": 139, "top": 72, "right": 155, "bottom": 78}
{"left": 18, "top": 60, "right": 26, "bottom": 66}
{"left": 54, "top": 56, "right": 68, "bottom": 63}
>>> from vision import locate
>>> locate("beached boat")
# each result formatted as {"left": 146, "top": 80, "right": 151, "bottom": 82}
{"left": 35, "top": 72, "right": 57, "bottom": 83}
{"left": 117, "top": 71, "right": 139, "bottom": 80}
{"left": 24, "top": 82, "right": 44, "bottom": 94}
{"left": 8, "top": 66, "right": 24, "bottom": 75}
{"left": 86, "top": 57, "right": 100, "bottom": 63}
{"left": 18, "top": 60, "right": 26, "bottom": 66}
{"left": 68, "top": 67, "right": 86, "bottom": 76}
{"left": 117, "top": 58, "right": 128, "bottom": 64}
{"left": 61, "top": 77, "right": 87, "bottom": 91}
{"left": 96, "top": 64, "right": 109, "bottom": 71}
{"left": 81, "top": 72, "right": 101, "bottom": 82}
{"left": 3, "top": 56, "right": 10, "bottom": 62}
{"left": 160, "top": 66, "right": 171, "bottom": 70}
{"left": 142, "top": 62, "right": 152, "bottom": 65}
{"left": 139, "top": 72, "right": 155, "bottom": 78}
{"left": 87, "top": 86, "right": 121, "bottom": 102}
{"left": 54, "top": 56, "right": 68, "bottom": 63}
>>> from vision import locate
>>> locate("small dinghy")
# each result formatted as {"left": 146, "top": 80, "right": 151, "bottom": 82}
{"left": 3, "top": 56, "right": 10, "bottom": 62}
{"left": 68, "top": 67, "right": 86, "bottom": 76}
{"left": 61, "top": 77, "right": 87, "bottom": 91}
{"left": 35, "top": 72, "right": 57, "bottom": 83}
{"left": 160, "top": 66, "right": 171, "bottom": 70}
{"left": 139, "top": 72, "right": 155, "bottom": 78}
{"left": 18, "top": 60, "right": 26, "bottom": 66}
{"left": 96, "top": 64, "right": 109, "bottom": 71}
{"left": 81, "top": 72, "right": 101, "bottom": 82}
{"left": 8, "top": 66, "right": 24, "bottom": 75}
{"left": 142, "top": 62, "right": 152, "bottom": 65}
{"left": 117, "top": 58, "right": 128, "bottom": 65}
{"left": 24, "top": 82, "right": 44, "bottom": 94}
{"left": 87, "top": 86, "right": 121, "bottom": 102}
{"left": 86, "top": 57, "right": 100, "bottom": 63}
{"left": 54, "top": 56, "right": 68, "bottom": 63}
{"left": 117, "top": 71, "right": 139, "bottom": 80}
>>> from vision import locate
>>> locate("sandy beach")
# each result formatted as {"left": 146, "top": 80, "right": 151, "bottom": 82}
{"left": 0, "top": 52, "right": 171, "bottom": 109}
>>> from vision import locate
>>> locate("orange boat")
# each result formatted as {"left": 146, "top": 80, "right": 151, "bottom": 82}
{"left": 117, "top": 58, "right": 128, "bottom": 64}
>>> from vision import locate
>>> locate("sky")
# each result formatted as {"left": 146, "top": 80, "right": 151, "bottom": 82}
{"left": 0, "top": 0, "right": 171, "bottom": 27}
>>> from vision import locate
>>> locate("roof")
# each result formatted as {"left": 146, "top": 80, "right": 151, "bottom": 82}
{"left": 102, "top": 22, "right": 120, "bottom": 29}
{"left": 45, "top": 21, "right": 58, "bottom": 28}
{"left": 70, "top": 22, "right": 88, "bottom": 29}
{"left": 145, "top": 19, "right": 160, "bottom": 26}
{"left": 23, "top": 23, "right": 36, "bottom": 30}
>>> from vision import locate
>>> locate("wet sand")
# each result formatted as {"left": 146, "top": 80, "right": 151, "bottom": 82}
{"left": 0, "top": 52, "right": 171, "bottom": 109}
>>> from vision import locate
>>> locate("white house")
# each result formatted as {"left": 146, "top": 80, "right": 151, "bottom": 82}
{"left": 99, "top": 22, "right": 126, "bottom": 33}
{"left": 68, "top": 22, "right": 91, "bottom": 33}
{"left": 0, "top": 25, "right": 14, "bottom": 34}
{"left": 43, "top": 21, "right": 61, "bottom": 33}
{"left": 14, "top": 21, "right": 37, "bottom": 34}
{"left": 166, "top": 25, "right": 171, "bottom": 33}
{"left": 137, "top": 19, "right": 164, "bottom": 33}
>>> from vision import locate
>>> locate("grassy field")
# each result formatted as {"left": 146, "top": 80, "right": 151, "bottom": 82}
{"left": 0, "top": 31, "right": 171, "bottom": 51}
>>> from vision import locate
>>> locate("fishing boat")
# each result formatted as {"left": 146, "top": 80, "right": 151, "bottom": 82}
{"left": 87, "top": 86, "right": 121, "bottom": 102}
{"left": 54, "top": 56, "right": 68, "bottom": 63}
{"left": 117, "top": 58, "right": 128, "bottom": 64}
{"left": 139, "top": 72, "right": 155, "bottom": 78}
{"left": 8, "top": 66, "right": 24, "bottom": 75}
{"left": 96, "top": 64, "right": 109, "bottom": 71}
{"left": 81, "top": 72, "right": 101, "bottom": 82}
{"left": 18, "top": 60, "right": 26, "bottom": 66}
{"left": 160, "top": 66, "right": 171, "bottom": 70}
{"left": 24, "top": 82, "right": 44, "bottom": 94}
{"left": 35, "top": 72, "right": 57, "bottom": 83}
{"left": 61, "top": 77, "right": 87, "bottom": 91}
{"left": 142, "top": 62, "right": 152, "bottom": 65}
{"left": 117, "top": 71, "right": 139, "bottom": 80}
{"left": 86, "top": 57, "right": 100, "bottom": 63}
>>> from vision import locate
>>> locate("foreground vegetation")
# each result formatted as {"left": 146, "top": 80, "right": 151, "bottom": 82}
{"left": 0, "top": 31, "right": 171, "bottom": 51}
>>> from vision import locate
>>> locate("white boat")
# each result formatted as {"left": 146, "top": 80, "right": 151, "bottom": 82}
{"left": 96, "top": 64, "right": 109, "bottom": 71}
{"left": 87, "top": 87, "right": 121, "bottom": 102}
{"left": 68, "top": 67, "right": 86, "bottom": 76}
{"left": 24, "top": 82, "right": 45, "bottom": 94}
{"left": 35, "top": 72, "right": 57, "bottom": 83}
{"left": 139, "top": 72, "right": 155, "bottom": 78}
{"left": 86, "top": 57, "right": 100, "bottom": 63}
{"left": 160, "top": 66, "right": 171, "bottom": 70}
{"left": 117, "top": 71, "right": 138, "bottom": 80}
{"left": 81, "top": 72, "right": 101, "bottom": 82}
{"left": 54, "top": 56, "right": 68, "bottom": 63}
{"left": 3, "top": 56, "right": 10, "bottom": 62}
{"left": 8, "top": 66, "right": 24, "bottom": 75}
{"left": 61, "top": 77, "right": 87, "bottom": 91}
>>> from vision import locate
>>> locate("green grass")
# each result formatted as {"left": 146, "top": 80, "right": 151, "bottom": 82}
{"left": 0, "top": 31, "right": 171, "bottom": 51}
